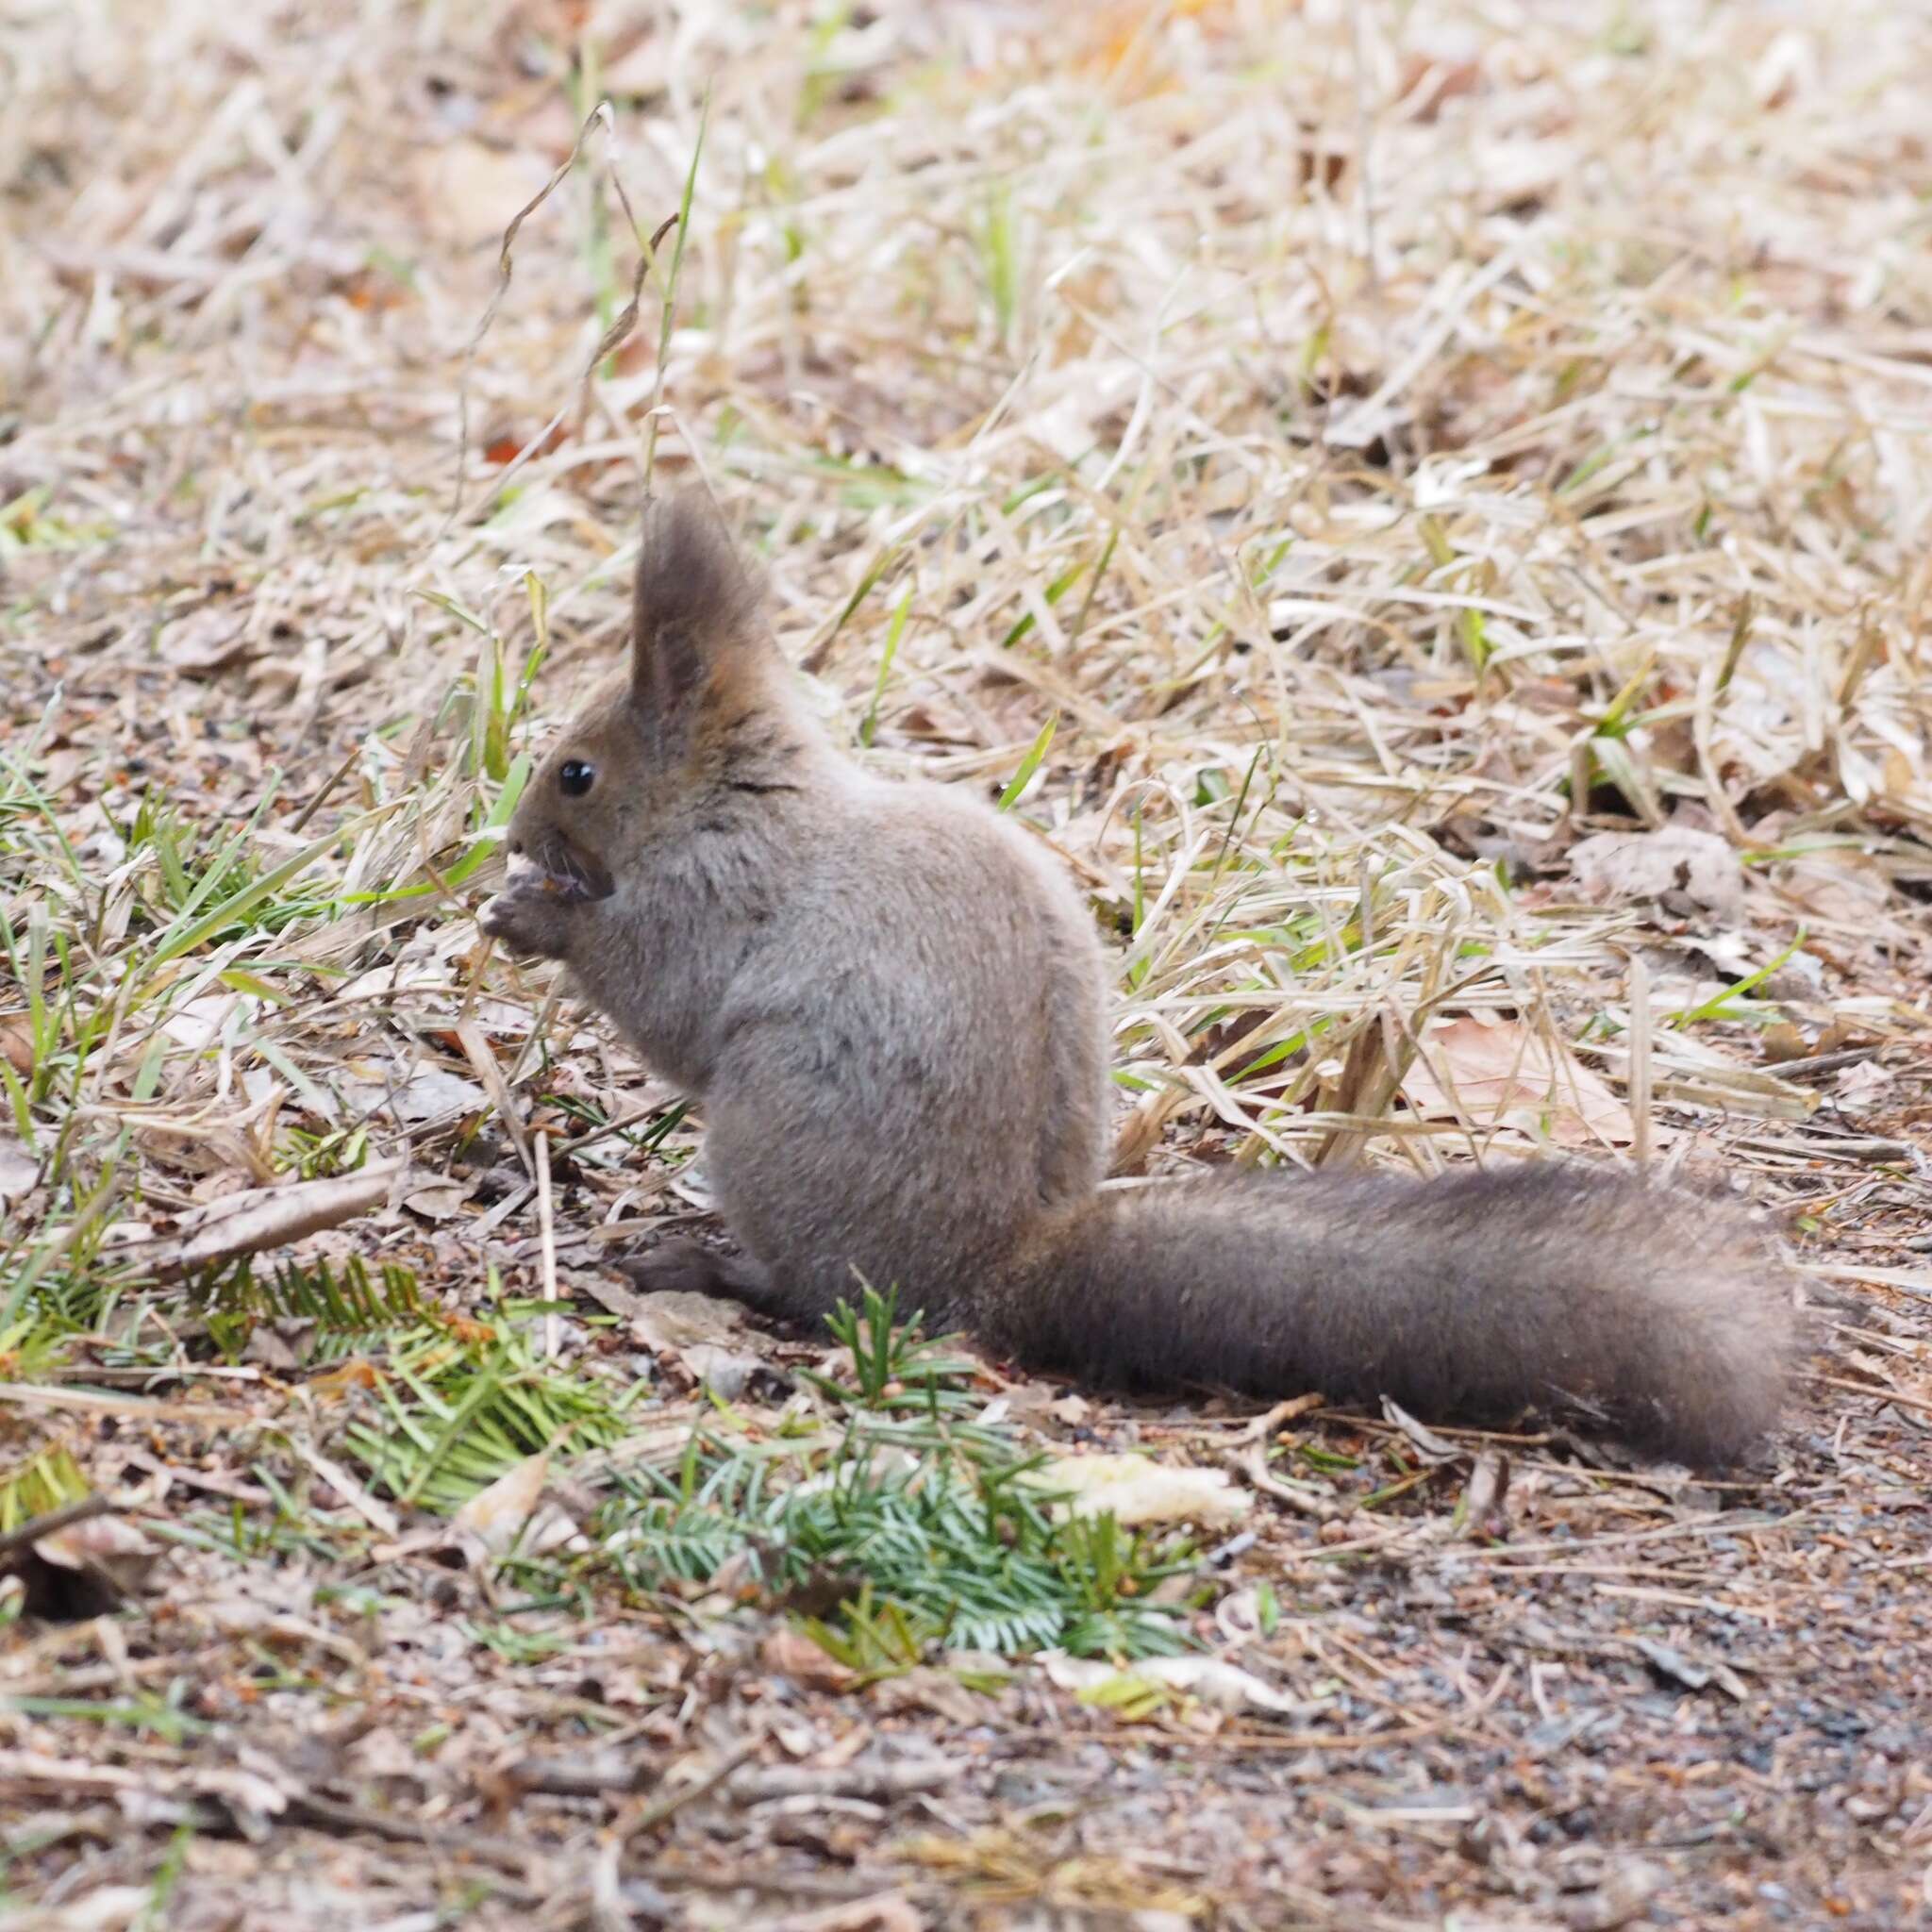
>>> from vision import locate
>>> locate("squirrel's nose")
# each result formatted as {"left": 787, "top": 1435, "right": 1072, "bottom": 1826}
{"left": 508, "top": 836, "right": 525, "bottom": 857}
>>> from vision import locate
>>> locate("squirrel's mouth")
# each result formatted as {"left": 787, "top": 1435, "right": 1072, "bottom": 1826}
{"left": 506, "top": 835, "right": 615, "bottom": 903}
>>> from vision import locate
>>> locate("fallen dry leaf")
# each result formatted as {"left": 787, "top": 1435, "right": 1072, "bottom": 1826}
{"left": 452, "top": 1449, "right": 578, "bottom": 1560}
{"left": 1212, "top": 1585, "right": 1274, "bottom": 1646}
{"left": 158, "top": 605, "right": 252, "bottom": 675}
{"left": 341, "top": 1059, "right": 488, "bottom": 1127}
{"left": 1381, "top": 1399, "right": 1463, "bottom": 1461}
{"left": 0, "top": 1022, "right": 32, "bottom": 1075}
{"left": 8, "top": 1511, "right": 161, "bottom": 1614}
{"left": 0, "top": 1885, "right": 154, "bottom": 1932}
{"left": 760, "top": 1625, "right": 858, "bottom": 1692}
{"left": 1832, "top": 1058, "right": 1899, "bottom": 1112}
{"left": 868, "top": 1666, "right": 995, "bottom": 1725}
{"left": 623, "top": 1288, "right": 772, "bottom": 1399}
{"left": 676, "top": 1341, "right": 769, "bottom": 1401}
{"left": 1400, "top": 1013, "right": 1633, "bottom": 1147}
{"left": 1560, "top": 1857, "right": 1668, "bottom": 1931}
{"left": 403, "top": 1179, "right": 474, "bottom": 1222}
{"left": 31, "top": 1512, "right": 157, "bottom": 1572}
{"left": 1569, "top": 824, "right": 1744, "bottom": 924}
{"left": 1022, "top": 1453, "right": 1250, "bottom": 1529}
{"left": 0, "top": 1133, "right": 39, "bottom": 1204}
{"left": 1044, "top": 1651, "right": 1317, "bottom": 1718}
{"left": 1774, "top": 850, "right": 1898, "bottom": 926}
{"left": 189, "top": 1597, "right": 370, "bottom": 1669}
{"left": 984, "top": 1380, "right": 1092, "bottom": 1428}
{"left": 159, "top": 992, "right": 241, "bottom": 1053}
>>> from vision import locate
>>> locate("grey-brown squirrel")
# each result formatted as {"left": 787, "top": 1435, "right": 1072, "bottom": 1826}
{"left": 478, "top": 493, "right": 1794, "bottom": 1467}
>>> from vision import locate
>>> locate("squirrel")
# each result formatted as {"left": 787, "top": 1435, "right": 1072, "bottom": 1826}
{"left": 478, "top": 492, "right": 1794, "bottom": 1468}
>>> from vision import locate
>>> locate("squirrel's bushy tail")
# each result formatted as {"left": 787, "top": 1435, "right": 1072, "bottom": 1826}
{"left": 1003, "top": 1164, "right": 1792, "bottom": 1467}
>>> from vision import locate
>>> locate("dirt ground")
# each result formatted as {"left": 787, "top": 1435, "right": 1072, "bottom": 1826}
{"left": 4, "top": 3, "right": 1931, "bottom": 1927}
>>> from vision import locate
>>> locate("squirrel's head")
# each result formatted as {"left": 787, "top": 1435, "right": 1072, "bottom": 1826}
{"left": 479, "top": 491, "right": 791, "bottom": 960}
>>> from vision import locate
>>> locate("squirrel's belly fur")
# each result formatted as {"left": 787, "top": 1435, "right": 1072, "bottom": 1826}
{"left": 482, "top": 493, "right": 1796, "bottom": 1469}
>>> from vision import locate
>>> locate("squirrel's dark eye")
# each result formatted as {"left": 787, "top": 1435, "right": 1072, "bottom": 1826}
{"left": 558, "top": 758, "right": 595, "bottom": 798}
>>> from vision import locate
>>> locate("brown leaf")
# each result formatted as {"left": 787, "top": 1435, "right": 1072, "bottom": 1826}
{"left": 622, "top": 1288, "right": 773, "bottom": 1399}
{"left": 11, "top": 1512, "right": 160, "bottom": 1615}
{"left": 342, "top": 1057, "right": 489, "bottom": 1128}
{"left": 1569, "top": 825, "right": 1744, "bottom": 924}
{"left": 1832, "top": 1059, "right": 1898, "bottom": 1113}
{"left": 1774, "top": 850, "right": 1896, "bottom": 926}
{"left": 868, "top": 1668, "right": 993, "bottom": 1726}
{"left": 452, "top": 1449, "right": 577, "bottom": 1561}
{"left": 1400, "top": 1014, "right": 1633, "bottom": 1147}
{"left": 31, "top": 1513, "right": 156, "bottom": 1571}
{"left": 482, "top": 423, "right": 567, "bottom": 466}
{"left": 0, "top": 1021, "right": 32, "bottom": 1075}
{"left": 159, "top": 606, "right": 252, "bottom": 675}
{"left": 760, "top": 1625, "right": 857, "bottom": 1692}
{"left": 1399, "top": 52, "right": 1485, "bottom": 123}
{"left": 403, "top": 1179, "right": 475, "bottom": 1222}
{"left": 1560, "top": 1857, "right": 1668, "bottom": 1931}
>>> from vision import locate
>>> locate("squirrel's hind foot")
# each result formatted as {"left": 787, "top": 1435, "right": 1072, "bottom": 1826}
{"left": 619, "top": 1235, "right": 785, "bottom": 1316}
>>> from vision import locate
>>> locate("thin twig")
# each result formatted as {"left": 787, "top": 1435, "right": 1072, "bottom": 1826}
{"left": 284, "top": 1793, "right": 546, "bottom": 1888}
{"left": 0, "top": 1493, "right": 114, "bottom": 1560}
{"left": 1626, "top": 951, "right": 1652, "bottom": 1169}
{"left": 623, "top": 1730, "right": 766, "bottom": 1836}
{"left": 537, "top": 1128, "right": 559, "bottom": 1358}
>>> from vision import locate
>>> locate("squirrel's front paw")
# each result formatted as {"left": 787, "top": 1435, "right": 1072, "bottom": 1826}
{"left": 477, "top": 882, "right": 575, "bottom": 961}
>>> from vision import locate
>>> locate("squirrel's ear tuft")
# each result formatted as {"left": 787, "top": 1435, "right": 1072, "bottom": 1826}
{"left": 630, "top": 491, "right": 764, "bottom": 723}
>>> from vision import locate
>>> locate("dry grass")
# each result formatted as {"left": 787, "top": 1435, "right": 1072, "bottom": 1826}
{"left": 4, "top": 1, "right": 1932, "bottom": 1926}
